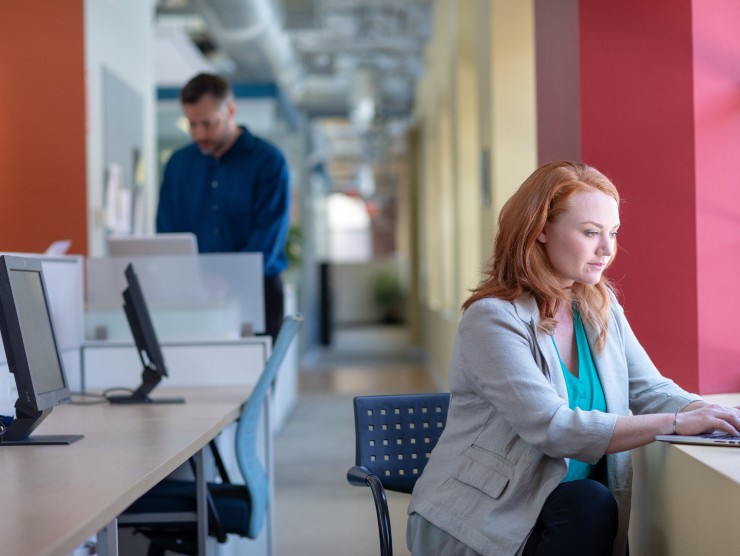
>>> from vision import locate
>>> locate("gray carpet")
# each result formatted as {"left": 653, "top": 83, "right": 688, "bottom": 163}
{"left": 274, "top": 344, "right": 445, "bottom": 556}
{"left": 274, "top": 393, "right": 413, "bottom": 556}
{"left": 273, "top": 326, "right": 435, "bottom": 556}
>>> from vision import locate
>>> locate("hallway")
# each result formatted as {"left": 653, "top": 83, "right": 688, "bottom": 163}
{"left": 273, "top": 329, "right": 437, "bottom": 556}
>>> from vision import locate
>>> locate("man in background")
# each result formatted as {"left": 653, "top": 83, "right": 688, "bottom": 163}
{"left": 157, "top": 73, "right": 290, "bottom": 341}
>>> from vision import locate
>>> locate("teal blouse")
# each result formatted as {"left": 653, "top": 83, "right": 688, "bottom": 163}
{"left": 551, "top": 306, "right": 607, "bottom": 482}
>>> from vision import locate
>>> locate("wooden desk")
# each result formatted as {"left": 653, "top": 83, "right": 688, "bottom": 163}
{"left": 630, "top": 393, "right": 740, "bottom": 556}
{"left": 0, "top": 386, "right": 250, "bottom": 556}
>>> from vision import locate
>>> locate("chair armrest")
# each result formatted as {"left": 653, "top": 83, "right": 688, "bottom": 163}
{"left": 347, "top": 465, "right": 373, "bottom": 487}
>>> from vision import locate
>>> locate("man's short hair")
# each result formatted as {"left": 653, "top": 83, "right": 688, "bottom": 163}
{"left": 180, "top": 73, "right": 233, "bottom": 104}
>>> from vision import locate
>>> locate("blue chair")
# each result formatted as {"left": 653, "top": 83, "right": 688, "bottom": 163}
{"left": 347, "top": 392, "right": 450, "bottom": 556}
{"left": 119, "top": 315, "right": 302, "bottom": 555}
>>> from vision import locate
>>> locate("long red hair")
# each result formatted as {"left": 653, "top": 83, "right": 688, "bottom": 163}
{"left": 463, "top": 161, "right": 620, "bottom": 350}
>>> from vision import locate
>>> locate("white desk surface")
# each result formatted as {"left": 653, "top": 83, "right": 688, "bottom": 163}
{"left": 630, "top": 392, "right": 740, "bottom": 556}
{"left": 0, "top": 386, "right": 250, "bottom": 556}
{"left": 673, "top": 393, "right": 740, "bottom": 481}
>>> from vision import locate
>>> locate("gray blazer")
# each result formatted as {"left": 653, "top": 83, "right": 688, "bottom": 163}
{"left": 408, "top": 292, "right": 700, "bottom": 556}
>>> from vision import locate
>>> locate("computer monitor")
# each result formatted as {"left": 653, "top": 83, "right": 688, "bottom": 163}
{"left": 0, "top": 255, "right": 83, "bottom": 445}
{"left": 106, "top": 263, "right": 184, "bottom": 404}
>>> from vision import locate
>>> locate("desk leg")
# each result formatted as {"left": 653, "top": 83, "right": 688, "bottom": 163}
{"left": 195, "top": 449, "right": 208, "bottom": 555}
{"left": 97, "top": 519, "right": 118, "bottom": 556}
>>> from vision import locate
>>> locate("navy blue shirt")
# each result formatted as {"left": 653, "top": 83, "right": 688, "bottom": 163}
{"left": 156, "top": 126, "right": 290, "bottom": 277}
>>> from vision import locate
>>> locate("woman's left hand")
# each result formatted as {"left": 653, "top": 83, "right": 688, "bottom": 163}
{"left": 675, "top": 403, "right": 740, "bottom": 437}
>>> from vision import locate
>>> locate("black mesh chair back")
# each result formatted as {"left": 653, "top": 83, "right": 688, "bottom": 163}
{"left": 347, "top": 393, "right": 450, "bottom": 556}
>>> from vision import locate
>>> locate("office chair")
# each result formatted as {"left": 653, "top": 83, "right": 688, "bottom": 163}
{"left": 119, "top": 314, "right": 302, "bottom": 556}
{"left": 347, "top": 392, "right": 450, "bottom": 556}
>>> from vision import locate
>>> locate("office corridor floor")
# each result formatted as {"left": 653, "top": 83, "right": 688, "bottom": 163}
{"left": 273, "top": 328, "right": 437, "bottom": 556}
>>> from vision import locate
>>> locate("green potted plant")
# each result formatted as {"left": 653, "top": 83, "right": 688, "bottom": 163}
{"left": 285, "top": 224, "right": 303, "bottom": 268}
{"left": 372, "top": 270, "right": 406, "bottom": 324}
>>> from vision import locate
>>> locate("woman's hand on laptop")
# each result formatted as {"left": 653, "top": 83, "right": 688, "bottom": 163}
{"left": 674, "top": 403, "right": 740, "bottom": 436}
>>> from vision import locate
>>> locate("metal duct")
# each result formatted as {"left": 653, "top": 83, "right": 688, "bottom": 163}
{"left": 193, "top": 0, "right": 350, "bottom": 113}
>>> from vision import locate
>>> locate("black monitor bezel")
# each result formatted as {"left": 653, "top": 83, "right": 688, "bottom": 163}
{"left": 0, "top": 255, "right": 72, "bottom": 414}
{"left": 0, "top": 255, "right": 82, "bottom": 444}
{"left": 107, "top": 263, "right": 182, "bottom": 404}
{"left": 125, "top": 263, "right": 168, "bottom": 376}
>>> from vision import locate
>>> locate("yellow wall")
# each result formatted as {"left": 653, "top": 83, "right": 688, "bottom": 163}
{"left": 414, "top": 0, "right": 538, "bottom": 383}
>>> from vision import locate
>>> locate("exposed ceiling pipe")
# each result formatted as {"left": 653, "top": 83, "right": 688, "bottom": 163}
{"left": 192, "top": 0, "right": 350, "bottom": 113}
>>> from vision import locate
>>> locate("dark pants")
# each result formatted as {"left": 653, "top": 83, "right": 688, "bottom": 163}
{"left": 263, "top": 274, "right": 284, "bottom": 342}
{"left": 523, "top": 479, "right": 618, "bottom": 556}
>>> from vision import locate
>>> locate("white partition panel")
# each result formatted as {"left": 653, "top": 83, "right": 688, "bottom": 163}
{"left": 80, "top": 338, "right": 270, "bottom": 391}
{"left": 0, "top": 254, "right": 85, "bottom": 362}
{"left": 86, "top": 253, "right": 265, "bottom": 341}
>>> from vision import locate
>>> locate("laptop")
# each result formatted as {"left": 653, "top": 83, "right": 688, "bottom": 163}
{"left": 90, "top": 233, "right": 205, "bottom": 312}
{"left": 107, "top": 233, "right": 198, "bottom": 257}
{"left": 655, "top": 430, "right": 740, "bottom": 447}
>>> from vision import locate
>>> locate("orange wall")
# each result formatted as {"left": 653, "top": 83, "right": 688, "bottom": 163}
{"left": 0, "top": 1, "right": 87, "bottom": 255}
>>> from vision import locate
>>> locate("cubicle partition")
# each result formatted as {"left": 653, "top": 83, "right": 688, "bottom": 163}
{"left": 85, "top": 253, "right": 265, "bottom": 341}
{"left": 81, "top": 253, "right": 297, "bottom": 429}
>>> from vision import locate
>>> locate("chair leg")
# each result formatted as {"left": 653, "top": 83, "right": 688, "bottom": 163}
{"left": 367, "top": 475, "right": 393, "bottom": 556}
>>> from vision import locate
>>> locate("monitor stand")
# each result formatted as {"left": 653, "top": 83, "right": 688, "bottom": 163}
{"left": 108, "top": 393, "right": 185, "bottom": 405}
{"left": 106, "top": 368, "right": 185, "bottom": 404}
{"left": 1, "top": 434, "right": 84, "bottom": 446}
{"left": 0, "top": 408, "right": 84, "bottom": 446}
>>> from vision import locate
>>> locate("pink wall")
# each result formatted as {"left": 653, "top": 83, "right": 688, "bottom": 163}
{"left": 575, "top": 0, "right": 740, "bottom": 394}
{"left": 692, "top": 1, "right": 740, "bottom": 393}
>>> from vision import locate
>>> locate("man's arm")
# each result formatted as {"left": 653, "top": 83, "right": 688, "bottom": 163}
{"left": 155, "top": 156, "right": 179, "bottom": 233}
{"left": 241, "top": 152, "right": 291, "bottom": 276}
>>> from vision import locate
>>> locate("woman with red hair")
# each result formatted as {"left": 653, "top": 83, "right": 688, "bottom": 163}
{"left": 407, "top": 161, "right": 740, "bottom": 555}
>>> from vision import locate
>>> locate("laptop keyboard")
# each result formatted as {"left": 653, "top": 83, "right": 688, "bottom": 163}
{"left": 701, "top": 432, "right": 740, "bottom": 444}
